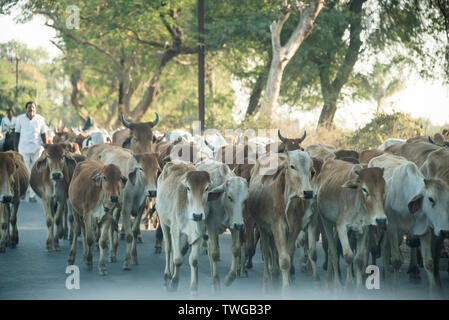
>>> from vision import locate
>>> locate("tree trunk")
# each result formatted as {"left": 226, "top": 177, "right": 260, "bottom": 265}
{"left": 246, "top": 70, "right": 266, "bottom": 116}
{"left": 260, "top": 0, "right": 324, "bottom": 122}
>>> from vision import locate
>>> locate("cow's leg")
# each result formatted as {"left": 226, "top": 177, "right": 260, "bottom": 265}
{"left": 419, "top": 231, "right": 438, "bottom": 293}
{"left": 388, "top": 227, "right": 402, "bottom": 286}
{"left": 189, "top": 238, "right": 201, "bottom": 296}
{"left": 122, "top": 206, "right": 133, "bottom": 270}
{"left": 297, "top": 230, "right": 308, "bottom": 272}
{"left": 131, "top": 206, "right": 145, "bottom": 265}
{"left": 68, "top": 212, "right": 81, "bottom": 265}
{"left": 0, "top": 204, "right": 10, "bottom": 252}
{"left": 245, "top": 224, "right": 256, "bottom": 269}
{"left": 321, "top": 217, "right": 341, "bottom": 288}
{"left": 98, "top": 214, "right": 112, "bottom": 275}
{"left": 67, "top": 200, "right": 74, "bottom": 242}
{"left": 225, "top": 228, "right": 242, "bottom": 287}
{"left": 239, "top": 228, "right": 247, "bottom": 278}
{"left": 169, "top": 228, "right": 183, "bottom": 291}
{"left": 307, "top": 212, "right": 319, "bottom": 281}
{"left": 354, "top": 229, "right": 369, "bottom": 289}
{"left": 259, "top": 230, "right": 272, "bottom": 294}
{"left": 161, "top": 224, "right": 172, "bottom": 287}
{"left": 155, "top": 224, "right": 163, "bottom": 254}
{"left": 207, "top": 231, "right": 220, "bottom": 293}
{"left": 336, "top": 224, "right": 353, "bottom": 288}
{"left": 42, "top": 198, "right": 55, "bottom": 252}
{"left": 83, "top": 214, "right": 94, "bottom": 270}
{"left": 272, "top": 221, "right": 291, "bottom": 296}
{"left": 62, "top": 199, "right": 68, "bottom": 240}
{"left": 109, "top": 208, "right": 119, "bottom": 263}
{"left": 381, "top": 229, "right": 392, "bottom": 286}
{"left": 431, "top": 234, "right": 443, "bottom": 288}
{"left": 10, "top": 199, "right": 20, "bottom": 247}
{"left": 54, "top": 199, "right": 66, "bottom": 249}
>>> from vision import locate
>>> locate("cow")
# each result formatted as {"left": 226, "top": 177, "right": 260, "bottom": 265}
{"left": 359, "top": 149, "right": 384, "bottom": 165}
{"left": 68, "top": 160, "right": 127, "bottom": 275}
{"left": 93, "top": 145, "right": 160, "bottom": 269}
{"left": 113, "top": 113, "right": 159, "bottom": 153}
{"left": 390, "top": 142, "right": 440, "bottom": 168}
{"left": 30, "top": 144, "right": 78, "bottom": 251}
{"left": 195, "top": 158, "right": 248, "bottom": 292}
{"left": 315, "top": 159, "right": 387, "bottom": 288}
{"left": 266, "top": 130, "right": 306, "bottom": 153}
{"left": 368, "top": 153, "right": 449, "bottom": 292}
{"left": 248, "top": 150, "right": 314, "bottom": 294}
{"left": 0, "top": 151, "right": 28, "bottom": 252}
{"left": 304, "top": 144, "right": 337, "bottom": 162}
{"left": 378, "top": 138, "right": 405, "bottom": 151}
{"left": 156, "top": 160, "right": 222, "bottom": 295}
{"left": 334, "top": 149, "right": 359, "bottom": 162}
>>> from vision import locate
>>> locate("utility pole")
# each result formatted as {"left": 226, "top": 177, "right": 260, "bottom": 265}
{"left": 15, "top": 55, "right": 19, "bottom": 110}
{"left": 198, "top": 0, "right": 205, "bottom": 132}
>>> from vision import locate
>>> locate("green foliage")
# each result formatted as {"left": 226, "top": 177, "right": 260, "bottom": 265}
{"left": 348, "top": 111, "right": 424, "bottom": 150}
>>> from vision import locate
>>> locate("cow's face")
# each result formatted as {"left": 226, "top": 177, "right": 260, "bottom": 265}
{"left": 284, "top": 150, "right": 314, "bottom": 200}
{"left": 37, "top": 144, "right": 76, "bottom": 181}
{"left": 93, "top": 164, "right": 127, "bottom": 212}
{"left": 121, "top": 113, "right": 159, "bottom": 154}
{"left": 343, "top": 167, "right": 387, "bottom": 227}
{"left": 0, "top": 153, "right": 16, "bottom": 203}
{"left": 132, "top": 153, "right": 161, "bottom": 198}
{"left": 278, "top": 130, "right": 306, "bottom": 153}
{"left": 221, "top": 177, "right": 248, "bottom": 230}
{"left": 182, "top": 171, "right": 213, "bottom": 222}
{"left": 408, "top": 179, "right": 449, "bottom": 237}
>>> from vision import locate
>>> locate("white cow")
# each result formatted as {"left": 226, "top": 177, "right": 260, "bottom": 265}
{"left": 368, "top": 153, "right": 449, "bottom": 292}
{"left": 378, "top": 138, "right": 405, "bottom": 151}
{"left": 195, "top": 158, "right": 248, "bottom": 293}
{"left": 156, "top": 160, "right": 222, "bottom": 295}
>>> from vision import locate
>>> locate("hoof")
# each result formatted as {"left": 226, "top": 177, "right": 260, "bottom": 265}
{"left": 132, "top": 256, "right": 139, "bottom": 265}
{"left": 99, "top": 269, "right": 108, "bottom": 276}
{"left": 123, "top": 263, "right": 131, "bottom": 271}
{"left": 224, "top": 274, "right": 235, "bottom": 286}
{"left": 154, "top": 247, "right": 162, "bottom": 254}
{"left": 245, "top": 261, "right": 253, "bottom": 269}
{"left": 0, "top": 246, "right": 5, "bottom": 253}
{"left": 137, "top": 236, "right": 143, "bottom": 243}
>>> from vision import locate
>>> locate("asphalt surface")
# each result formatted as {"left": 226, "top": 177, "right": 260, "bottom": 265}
{"left": 1, "top": 198, "right": 449, "bottom": 300}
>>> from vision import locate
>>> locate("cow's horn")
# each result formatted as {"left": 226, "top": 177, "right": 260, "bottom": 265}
{"left": 82, "top": 116, "right": 92, "bottom": 131}
{"left": 428, "top": 136, "right": 434, "bottom": 144}
{"left": 150, "top": 112, "right": 159, "bottom": 127}
{"left": 278, "top": 130, "right": 286, "bottom": 142}
{"left": 120, "top": 114, "right": 131, "bottom": 129}
{"left": 445, "top": 141, "right": 449, "bottom": 147}
{"left": 299, "top": 130, "right": 306, "bottom": 142}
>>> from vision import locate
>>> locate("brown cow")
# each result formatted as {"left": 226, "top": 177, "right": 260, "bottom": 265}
{"left": 304, "top": 144, "right": 337, "bottom": 161}
{"left": 112, "top": 113, "right": 159, "bottom": 153}
{"left": 267, "top": 130, "right": 306, "bottom": 153}
{"left": 30, "top": 144, "right": 77, "bottom": 251}
{"left": 316, "top": 159, "right": 387, "bottom": 288}
{"left": 0, "top": 151, "right": 28, "bottom": 252}
{"left": 359, "top": 149, "right": 384, "bottom": 165}
{"left": 68, "top": 160, "right": 127, "bottom": 275}
{"left": 248, "top": 150, "right": 314, "bottom": 294}
{"left": 334, "top": 149, "right": 359, "bottom": 161}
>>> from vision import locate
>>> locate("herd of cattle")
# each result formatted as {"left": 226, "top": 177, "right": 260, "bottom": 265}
{"left": 1, "top": 113, "right": 449, "bottom": 297}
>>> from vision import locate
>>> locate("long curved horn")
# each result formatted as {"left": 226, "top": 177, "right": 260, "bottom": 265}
{"left": 82, "top": 116, "right": 92, "bottom": 131}
{"left": 120, "top": 114, "right": 131, "bottom": 129}
{"left": 299, "top": 130, "right": 307, "bottom": 142}
{"left": 278, "top": 130, "right": 286, "bottom": 142}
{"left": 428, "top": 136, "right": 434, "bottom": 144}
{"left": 150, "top": 112, "right": 159, "bottom": 127}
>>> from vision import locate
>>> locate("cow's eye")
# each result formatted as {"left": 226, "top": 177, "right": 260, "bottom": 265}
{"left": 429, "top": 197, "right": 436, "bottom": 206}
{"left": 186, "top": 186, "right": 191, "bottom": 191}
{"left": 228, "top": 196, "right": 233, "bottom": 202}
{"left": 362, "top": 187, "right": 369, "bottom": 195}
{"left": 290, "top": 165, "right": 296, "bottom": 170}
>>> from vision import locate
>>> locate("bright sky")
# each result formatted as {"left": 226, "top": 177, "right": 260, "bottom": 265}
{"left": 2, "top": 12, "right": 449, "bottom": 131}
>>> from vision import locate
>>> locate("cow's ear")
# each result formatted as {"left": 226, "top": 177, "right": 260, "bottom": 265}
{"left": 93, "top": 175, "right": 103, "bottom": 187}
{"left": 128, "top": 169, "right": 137, "bottom": 186}
{"left": 36, "top": 155, "right": 48, "bottom": 172}
{"left": 64, "top": 154, "right": 77, "bottom": 173}
{"left": 342, "top": 179, "right": 359, "bottom": 189}
{"left": 208, "top": 184, "right": 224, "bottom": 201}
{"left": 120, "top": 176, "right": 128, "bottom": 186}
{"left": 408, "top": 194, "right": 423, "bottom": 214}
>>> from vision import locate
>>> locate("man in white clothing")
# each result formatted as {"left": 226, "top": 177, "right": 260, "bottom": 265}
{"left": 14, "top": 101, "right": 48, "bottom": 202}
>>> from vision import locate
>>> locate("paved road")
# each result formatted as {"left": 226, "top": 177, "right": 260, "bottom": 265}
{"left": 1, "top": 199, "right": 449, "bottom": 300}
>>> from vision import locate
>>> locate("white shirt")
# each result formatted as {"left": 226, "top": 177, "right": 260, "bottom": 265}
{"left": 15, "top": 114, "right": 47, "bottom": 154}
{"left": 1, "top": 116, "right": 16, "bottom": 135}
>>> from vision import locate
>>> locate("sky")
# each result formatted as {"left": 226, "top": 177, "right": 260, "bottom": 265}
{"left": 1, "top": 11, "right": 449, "bottom": 131}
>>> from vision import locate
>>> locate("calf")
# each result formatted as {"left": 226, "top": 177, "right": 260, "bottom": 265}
{"left": 156, "top": 161, "right": 221, "bottom": 295}
{"left": 68, "top": 160, "right": 126, "bottom": 275}
{"left": 195, "top": 159, "right": 248, "bottom": 292}
{"left": 248, "top": 150, "right": 314, "bottom": 294}
{"left": 0, "top": 152, "right": 28, "bottom": 251}
{"left": 316, "top": 159, "right": 387, "bottom": 288}
{"left": 30, "top": 144, "right": 77, "bottom": 251}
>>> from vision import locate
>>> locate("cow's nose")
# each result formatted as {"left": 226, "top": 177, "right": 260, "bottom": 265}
{"left": 51, "top": 172, "right": 62, "bottom": 180}
{"left": 233, "top": 223, "right": 244, "bottom": 231}
{"left": 440, "top": 230, "right": 449, "bottom": 238}
{"left": 2, "top": 195, "right": 12, "bottom": 203}
{"left": 192, "top": 213, "right": 203, "bottom": 221}
{"left": 303, "top": 190, "right": 314, "bottom": 199}
{"left": 147, "top": 190, "right": 157, "bottom": 198}
{"left": 110, "top": 196, "right": 118, "bottom": 203}
{"left": 375, "top": 218, "right": 387, "bottom": 227}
